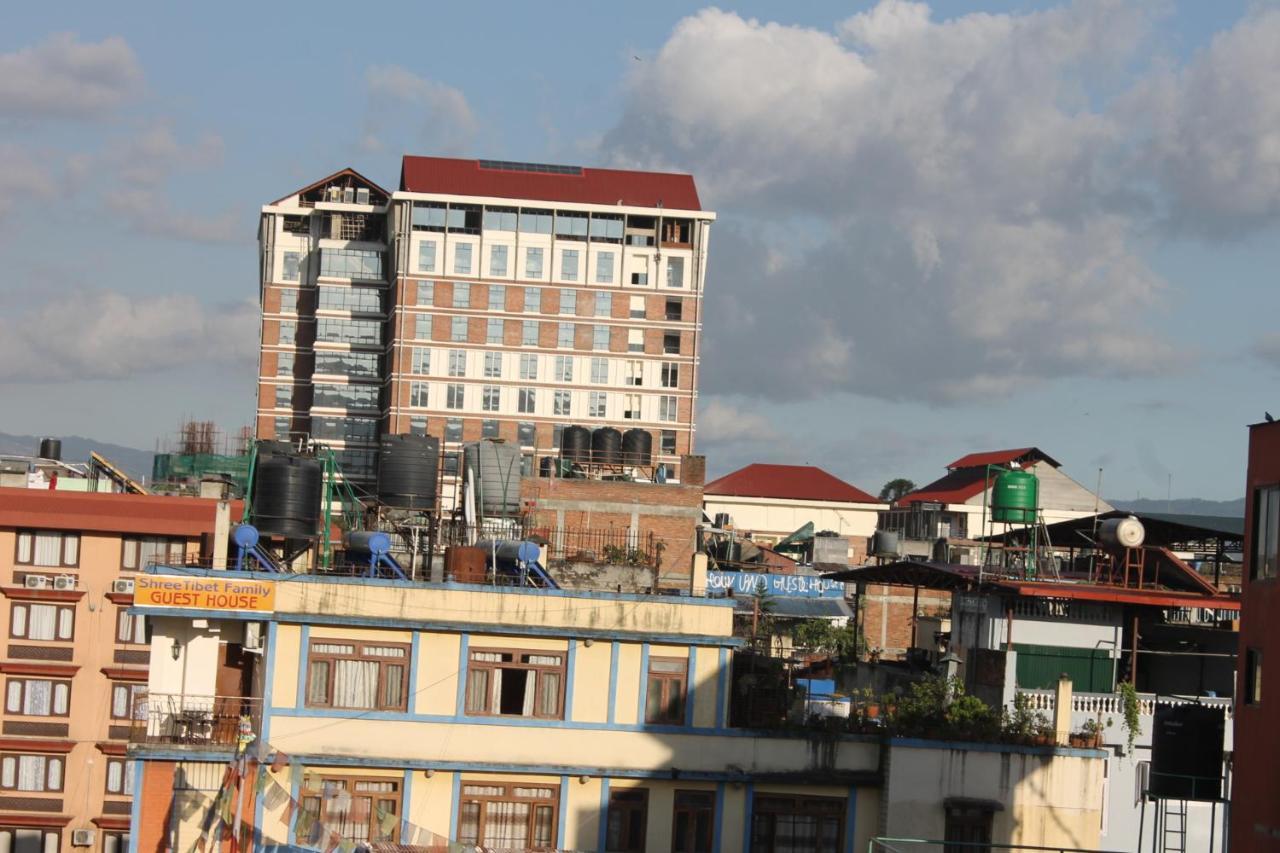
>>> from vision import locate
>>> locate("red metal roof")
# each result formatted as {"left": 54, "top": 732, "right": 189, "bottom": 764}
{"left": 705, "top": 464, "right": 879, "bottom": 504}
{"left": 946, "top": 448, "right": 1059, "bottom": 469}
{"left": 0, "top": 488, "right": 234, "bottom": 537}
{"left": 399, "top": 156, "right": 702, "bottom": 211}
{"left": 898, "top": 468, "right": 991, "bottom": 507}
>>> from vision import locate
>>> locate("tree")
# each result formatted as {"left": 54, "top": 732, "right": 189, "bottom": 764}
{"left": 879, "top": 478, "right": 917, "bottom": 502}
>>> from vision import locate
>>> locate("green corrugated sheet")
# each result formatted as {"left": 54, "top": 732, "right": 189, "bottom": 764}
{"left": 151, "top": 452, "right": 251, "bottom": 486}
{"left": 1014, "top": 643, "right": 1113, "bottom": 692}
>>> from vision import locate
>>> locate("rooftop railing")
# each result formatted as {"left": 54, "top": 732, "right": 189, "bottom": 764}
{"left": 130, "top": 691, "right": 262, "bottom": 750}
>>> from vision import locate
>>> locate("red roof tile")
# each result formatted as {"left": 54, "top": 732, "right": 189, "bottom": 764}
{"left": 0, "top": 488, "right": 235, "bottom": 537}
{"left": 946, "top": 447, "right": 1059, "bottom": 469}
{"left": 705, "top": 464, "right": 879, "bottom": 504}
{"left": 399, "top": 156, "right": 702, "bottom": 211}
{"left": 897, "top": 468, "right": 991, "bottom": 506}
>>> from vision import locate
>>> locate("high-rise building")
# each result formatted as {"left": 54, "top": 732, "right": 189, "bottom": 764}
{"left": 256, "top": 158, "right": 714, "bottom": 503}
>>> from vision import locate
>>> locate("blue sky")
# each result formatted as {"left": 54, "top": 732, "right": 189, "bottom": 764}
{"left": 1, "top": 0, "right": 1278, "bottom": 500}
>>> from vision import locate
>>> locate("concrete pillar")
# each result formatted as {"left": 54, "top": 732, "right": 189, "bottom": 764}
{"left": 690, "top": 552, "right": 708, "bottom": 596}
{"left": 212, "top": 500, "right": 230, "bottom": 570}
{"left": 1054, "top": 673, "right": 1073, "bottom": 746}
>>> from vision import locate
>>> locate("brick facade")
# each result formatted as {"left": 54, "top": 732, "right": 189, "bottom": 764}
{"left": 858, "top": 583, "right": 952, "bottom": 658}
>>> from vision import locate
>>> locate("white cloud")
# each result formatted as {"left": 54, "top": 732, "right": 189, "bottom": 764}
{"left": 697, "top": 398, "right": 781, "bottom": 444}
{"left": 1252, "top": 333, "right": 1280, "bottom": 370}
{"left": 0, "top": 33, "right": 142, "bottom": 119}
{"left": 361, "top": 66, "right": 477, "bottom": 155}
{"left": 0, "top": 291, "right": 258, "bottom": 382}
{"left": 0, "top": 145, "right": 57, "bottom": 219}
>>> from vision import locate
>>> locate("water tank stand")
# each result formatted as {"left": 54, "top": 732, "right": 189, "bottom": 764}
{"left": 236, "top": 543, "right": 283, "bottom": 573}
{"left": 366, "top": 551, "right": 408, "bottom": 581}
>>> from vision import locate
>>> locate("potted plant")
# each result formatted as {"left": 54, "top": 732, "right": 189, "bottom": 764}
{"left": 1079, "top": 716, "right": 1110, "bottom": 748}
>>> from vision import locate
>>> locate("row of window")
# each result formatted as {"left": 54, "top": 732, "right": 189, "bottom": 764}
{"left": 411, "top": 204, "right": 636, "bottom": 241}
{"left": 0, "top": 753, "right": 132, "bottom": 797}
{"left": 14, "top": 532, "right": 186, "bottom": 569}
{"left": 418, "top": 240, "right": 686, "bottom": 288}
{"left": 412, "top": 282, "right": 683, "bottom": 321}
{"left": 3, "top": 677, "right": 143, "bottom": 719}
{"left": 402, "top": 383, "right": 680, "bottom": 422}
{"left": 403, "top": 349, "right": 679, "bottom": 387}
{"left": 404, "top": 316, "right": 684, "bottom": 353}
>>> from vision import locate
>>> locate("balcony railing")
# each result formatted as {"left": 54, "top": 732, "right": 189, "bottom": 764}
{"left": 1016, "top": 688, "right": 1233, "bottom": 720}
{"left": 130, "top": 691, "right": 262, "bottom": 750}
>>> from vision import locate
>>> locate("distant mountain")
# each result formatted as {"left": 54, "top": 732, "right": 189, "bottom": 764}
{"left": 1109, "top": 497, "right": 1246, "bottom": 518}
{"left": 0, "top": 432, "right": 154, "bottom": 481}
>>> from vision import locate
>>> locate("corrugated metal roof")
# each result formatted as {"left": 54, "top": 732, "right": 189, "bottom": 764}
{"left": 735, "top": 596, "right": 853, "bottom": 619}
{"left": 0, "top": 488, "right": 233, "bottom": 536}
{"left": 897, "top": 468, "right": 991, "bottom": 506}
{"left": 705, "top": 464, "right": 880, "bottom": 504}
{"left": 947, "top": 447, "right": 1060, "bottom": 469}
{"left": 399, "top": 155, "right": 703, "bottom": 210}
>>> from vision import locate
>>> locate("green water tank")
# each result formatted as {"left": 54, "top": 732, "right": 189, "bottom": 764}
{"left": 992, "top": 469, "right": 1038, "bottom": 523}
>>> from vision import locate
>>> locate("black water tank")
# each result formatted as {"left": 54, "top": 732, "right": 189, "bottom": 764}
{"left": 622, "top": 429, "right": 652, "bottom": 466}
{"left": 377, "top": 434, "right": 439, "bottom": 510}
{"left": 591, "top": 427, "right": 623, "bottom": 465}
{"left": 38, "top": 438, "right": 61, "bottom": 461}
{"left": 561, "top": 425, "right": 592, "bottom": 463}
{"left": 252, "top": 454, "right": 323, "bottom": 538}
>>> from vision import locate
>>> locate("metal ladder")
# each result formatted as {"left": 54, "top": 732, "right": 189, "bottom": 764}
{"left": 1161, "top": 799, "right": 1188, "bottom": 853}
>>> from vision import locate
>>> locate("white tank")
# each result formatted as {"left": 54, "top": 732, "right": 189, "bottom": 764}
{"left": 1099, "top": 516, "right": 1145, "bottom": 549}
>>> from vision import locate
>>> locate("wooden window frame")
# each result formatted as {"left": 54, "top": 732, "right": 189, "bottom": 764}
{"left": 9, "top": 602, "right": 75, "bottom": 642}
{"left": 116, "top": 609, "right": 147, "bottom": 645}
{"left": 671, "top": 789, "right": 716, "bottom": 853}
{"left": 456, "top": 779, "right": 559, "bottom": 851}
{"left": 944, "top": 802, "right": 995, "bottom": 853}
{"left": 304, "top": 640, "right": 410, "bottom": 712}
{"left": 14, "top": 530, "right": 79, "bottom": 568}
{"left": 464, "top": 647, "right": 566, "bottom": 720}
{"left": 750, "top": 794, "right": 845, "bottom": 853}
{"left": 0, "top": 753, "right": 65, "bottom": 792}
{"left": 121, "top": 536, "right": 187, "bottom": 571}
{"left": 300, "top": 775, "right": 401, "bottom": 844}
{"left": 4, "top": 678, "right": 71, "bottom": 718}
{"left": 104, "top": 757, "right": 135, "bottom": 796}
{"left": 605, "top": 788, "right": 648, "bottom": 852}
{"left": 109, "top": 683, "right": 146, "bottom": 721}
{"left": 646, "top": 656, "right": 688, "bottom": 724}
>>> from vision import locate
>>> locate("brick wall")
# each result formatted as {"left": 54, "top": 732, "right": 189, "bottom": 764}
{"left": 859, "top": 583, "right": 953, "bottom": 658}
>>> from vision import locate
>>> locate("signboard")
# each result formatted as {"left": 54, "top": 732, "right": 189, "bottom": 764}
{"left": 135, "top": 576, "right": 276, "bottom": 613}
{"left": 706, "top": 570, "right": 844, "bottom": 599}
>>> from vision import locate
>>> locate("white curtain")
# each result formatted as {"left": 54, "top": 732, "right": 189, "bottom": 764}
{"left": 52, "top": 684, "right": 69, "bottom": 715}
{"left": 485, "top": 801, "right": 529, "bottom": 848}
{"left": 465, "top": 670, "right": 488, "bottom": 713}
{"left": 111, "top": 686, "right": 128, "bottom": 718}
{"left": 10, "top": 607, "right": 25, "bottom": 638}
{"left": 521, "top": 671, "right": 535, "bottom": 717}
{"left": 5, "top": 683, "right": 19, "bottom": 713}
{"left": 33, "top": 533, "right": 62, "bottom": 566}
{"left": 27, "top": 606, "right": 56, "bottom": 641}
{"left": 24, "top": 680, "right": 51, "bottom": 715}
{"left": 537, "top": 672, "right": 560, "bottom": 717}
{"left": 16, "top": 756, "right": 45, "bottom": 791}
{"left": 334, "top": 659, "right": 378, "bottom": 708}
{"left": 490, "top": 669, "right": 503, "bottom": 714}
{"left": 57, "top": 608, "right": 73, "bottom": 640}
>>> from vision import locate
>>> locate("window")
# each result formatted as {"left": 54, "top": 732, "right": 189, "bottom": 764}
{"left": 300, "top": 777, "right": 401, "bottom": 844}
{"left": 484, "top": 207, "right": 518, "bottom": 231}
{"left": 525, "top": 287, "right": 542, "bottom": 314}
{"left": 519, "top": 208, "right": 554, "bottom": 234}
{"left": 410, "top": 347, "right": 430, "bottom": 375}
{"left": 525, "top": 247, "right": 544, "bottom": 279}
{"left": 591, "top": 358, "right": 609, "bottom": 384}
{"left": 624, "top": 395, "right": 641, "bottom": 421}
{"left": 509, "top": 354, "right": 532, "bottom": 382}
{"left": 560, "top": 289, "right": 577, "bottom": 315}
{"left": 750, "top": 795, "right": 843, "bottom": 853}
{"left": 453, "top": 282, "right": 471, "bottom": 308}
{"left": 630, "top": 296, "right": 646, "bottom": 319}
{"left": 274, "top": 417, "right": 291, "bottom": 438}
{"left": 486, "top": 352, "right": 504, "bottom": 379}
{"left": 554, "top": 356, "right": 573, "bottom": 382}
{"left": 594, "top": 325, "right": 610, "bottom": 351}
{"left": 279, "top": 288, "right": 298, "bottom": 314}
{"left": 489, "top": 284, "right": 506, "bottom": 311}
{"left": 553, "top": 391, "right": 571, "bottom": 416}
{"left": 417, "top": 280, "right": 434, "bottom": 305}
{"left": 662, "top": 363, "right": 680, "bottom": 388}
{"left": 312, "top": 417, "right": 378, "bottom": 443}
{"left": 1246, "top": 647, "right": 1262, "bottom": 705}
{"left": 447, "top": 385, "right": 465, "bottom": 410}
{"left": 596, "top": 291, "right": 613, "bottom": 317}
{"left": 672, "top": 791, "right": 715, "bottom": 853}
{"left": 10, "top": 604, "right": 74, "bottom": 641}
{"left": 16, "top": 532, "right": 78, "bottom": 567}
{"left": 660, "top": 396, "right": 679, "bottom": 422}
{"left": 451, "top": 316, "right": 469, "bottom": 342}
{"left": 522, "top": 321, "right": 539, "bottom": 347}
{"left": 313, "top": 384, "right": 379, "bottom": 410}
{"left": 631, "top": 258, "right": 648, "bottom": 286}
{"left": 667, "top": 257, "right": 685, "bottom": 288}
{"left": 116, "top": 610, "right": 146, "bottom": 645}
{"left": 409, "top": 314, "right": 429, "bottom": 341}
{"left": 318, "top": 285, "right": 382, "bottom": 313}
{"left": 105, "top": 757, "right": 136, "bottom": 796}
{"left": 275, "top": 385, "right": 292, "bottom": 408}
{"left": 625, "top": 360, "right": 643, "bottom": 387}
{"left": 443, "top": 452, "right": 461, "bottom": 476}
{"left": 457, "top": 781, "right": 558, "bottom": 850}
{"left": 518, "top": 388, "right": 536, "bottom": 414}
{"left": 944, "top": 802, "right": 994, "bottom": 853}
{"left": 317, "top": 318, "right": 380, "bottom": 346}
{"left": 483, "top": 386, "right": 501, "bottom": 412}
{"left": 445, "top": 418, "right": 463, "bottom": 442}
{"left": 333, "top": 449, "right": 376, "bottom": 478}
{"left": 666, "top": 298, "right": 683, "bottom": 321}
{"left": 0, "top": 829, "right": 60, "bottom": 853}
{"left": 320, "top": 248, "right": 383, "bottom": 280}
{"left": 409, "top": 417, "right": 427, "bottom": 436}
{"left": 316, "top": 350, "right": 380, "bottom": 379}
{"left": 305, "top": 641, "right": 409, "bottom": 710}
{"left": 418, "top": 241, "right": 437, "bottom": 272}
{"left": 410, "top": 382, "right": 430, "bottom": 408}
{"left": 450, "top": 348, "right": 471, "bottom": 376}
{"left": 596, "top": 251, "right": 616, "bottom": 284}
{"left": 1253, "top": 485, "right": 1278, "bottom": 580}
{"left": 606, "top": 789, "right": 648, "bottom": 853}
{"left": 110, "top": 683, "right": 145, "bottom": 720}
{"left": 465, "top": 649, "right": 565, "bottom": 719}
{"left": 455, "top": 244, "right": 473, "bottom": 275}
{"left": 555, "top": 212, "right": 588, "bottom": 240}
{"left": 558, "top": 323, "right": 575, "bottom": 349}
{"left": 479, "top": 319, "right": 500, "bottom": 347}
{"left": 518, "top": 423, "right": 536, "bottom": 446}
{"left": 591, "top": 215, "right": 624, "bottom": 242}
{"left": 6, "top": 679, "right": 70, "bottom": 716}
{"left": 628, "top": 329, "right": 644, "bottom": 353}
{"left": 282, "top": 252, "right": 301, "bottom": 282}
{"left": 490, "top": 246, "right": 509, "bottom": 277}
{"left": 664, "top": 332, "right": 681, "bottom": 354}
{"left": 482, "top": 420, "right": 500, "bottom": 439}
{"left": 0, "top": 755, "right": 63, "bottom": 792}
{"left": 646, "top": 657, "right": 687, "bottom": 724}
{"left": 122, "top": 536, "right": 184, "bottom": 570}
{"left": 562, "top": 250, "right": 579, "bottom": 282}
{"left": 589, "top": 392, "right": 608, "bottom": 419}
{"left": 279, "top": 320, "right": 296, "bottom": 345}
{"left": 661, "top": 430, "right": 677, "bottom": 455}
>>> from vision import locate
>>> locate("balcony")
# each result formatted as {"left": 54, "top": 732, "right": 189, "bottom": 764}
{"left": 129, "top": 692, "right": 262, "bottom": 751}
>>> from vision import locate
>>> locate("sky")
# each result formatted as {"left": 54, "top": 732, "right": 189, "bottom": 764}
{"left": 1, "top": 0, "right": 1278, "bottom": 501}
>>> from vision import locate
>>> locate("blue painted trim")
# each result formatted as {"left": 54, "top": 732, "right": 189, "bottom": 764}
{"left": 408, "top": 632, "right": 421, "bottom": 715}
{"left": 713, "top": 781, "right": 726, "bottom": 853}
{"left": 716, "top": 647, "right": 729, "bottom": 729}
{"left": 557, "top": 776, "right": 569, "bottom": 848}
{"left": 294, "top": 625, "right": 310, "bottom": 710}
{"left": 597, "top": 777, "right": 611, "bottom": 852}
{"left": 637, "top": 643, "right": 650, "bottom": 724}
{"left": 606, "top": 641, "right": 620, "bottom": 725}
{"left": 565, "top": 641, "right": 577, "bottom": 720}
{"left": 889, "top": 736, "right": 1107, "bottom": 757}
{"left": 684, "top": 647, "right": 697, "bottom": 728}
{"left": 255, "top": 621, "right": 279, "bottom": 846}
{"left": 449, "top": 772, "right": 461, "bottom": 841}
{"left": 128, "top": 759, "right": 143, "bottom": 853}
{"left": 844, "top": 784, "right": 858, "bottom": 853}
{"left": 401, "top": 768, "right": 413, "bottom": 841}
{"left": 741, "top": 782, "right": 755, "bottom": 853}
{"left": 129, "top": 748, "right": 238, "bottom": 762}
{"left": 454, "top": 634, "right": 470, "bottom": 717}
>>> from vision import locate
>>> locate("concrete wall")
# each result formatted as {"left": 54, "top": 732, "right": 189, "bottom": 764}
{"left": 703, "top": 494, "right": 885, "bottom": 562}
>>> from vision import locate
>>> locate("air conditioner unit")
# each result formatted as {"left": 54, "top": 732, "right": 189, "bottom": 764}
{"left": 53, "top": 575, "right": 76, "bottom": 591}
{"left": 24, "top": 575, "right": 49, "bottom": 590}
{"left": 355, "top": 187, "right": 370, "bottom": 205}
{"left": 244, "top": 622, "right": 265, "bottom": 652}
{"left": 71, "top": 830, "right": 96, "bottom": 847}
{"left": 112, "top": 578, "right": 136, "bottom": 595}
